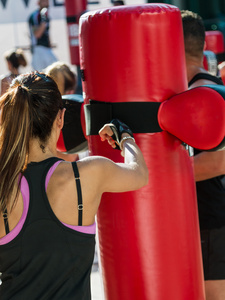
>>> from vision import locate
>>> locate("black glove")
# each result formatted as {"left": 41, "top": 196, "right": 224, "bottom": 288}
{"left": 40, "top": 8, "right": 49, "bottom": 23}
{"left": 110, "top": 119, "right": 133, "bottom": 150}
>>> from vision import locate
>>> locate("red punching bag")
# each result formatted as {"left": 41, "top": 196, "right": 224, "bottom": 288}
{"left": 80, "top": 4, "right": 205, "bottom": 300}
{"left": 65, "top": 0, "right": 87, "bottom": 66}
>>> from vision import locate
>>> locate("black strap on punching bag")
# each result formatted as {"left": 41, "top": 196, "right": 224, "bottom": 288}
{"left": 84, "top": 100, "right": 162, "bottom": 135}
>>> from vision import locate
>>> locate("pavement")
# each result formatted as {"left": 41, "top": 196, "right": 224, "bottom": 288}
{"left": 91, "top": 264, "right": 105, "bottom": 300}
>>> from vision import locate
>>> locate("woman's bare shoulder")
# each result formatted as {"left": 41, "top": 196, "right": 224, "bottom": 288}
{"left": 50, "top": 161, "right": 74, "bottom": 185}
{"left": 51, "top": 157, "right": 104, "bottom": 178}
{"left": 76, "top": 156, "right": 114, "bottom": 173}
{"left": 50, "top": 156, "right": 112, "bottom": 189}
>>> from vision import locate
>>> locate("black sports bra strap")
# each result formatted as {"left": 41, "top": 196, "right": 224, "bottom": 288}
{"left": 3, "top": 208, "right": 9, "bottom": 235}
{"left": 72, "top": 162, "right": 83, "bottom": 226}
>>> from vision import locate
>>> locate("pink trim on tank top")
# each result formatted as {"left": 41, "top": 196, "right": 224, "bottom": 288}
{"left": 0, "top": 176, "right": 29, "bottom": 245}
{"left": 0, "top": 161, "right": 95, "bottom": 245}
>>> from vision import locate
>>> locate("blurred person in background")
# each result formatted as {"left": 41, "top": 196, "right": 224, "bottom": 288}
{"left": 0, "top": 48, "right": 27, "bottom": 96}
{"left": 28, "top": 0, "right": 57, "bottom": 71}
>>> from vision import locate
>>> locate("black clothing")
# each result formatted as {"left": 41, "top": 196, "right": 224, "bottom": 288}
{"left": 0, "top": 157, "right": 95, "bottom": 300}
{"left": 201, "top": 227, "right": 225, "bottom": 280}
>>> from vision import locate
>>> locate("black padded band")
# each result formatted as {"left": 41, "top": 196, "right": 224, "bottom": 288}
{"left": 84, "top": 100, "right": 162, "bottom": 136}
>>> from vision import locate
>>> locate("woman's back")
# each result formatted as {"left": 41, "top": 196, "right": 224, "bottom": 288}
{"left": 0, "top": 157, "right": 95, "bottom": 300}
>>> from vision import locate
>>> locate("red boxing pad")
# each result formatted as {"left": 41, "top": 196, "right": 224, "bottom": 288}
{"left": 159, "top": 86, "right": 225, "bottom": 150}
{"left": 205, "top": 30, "right": 224, "bottom": 54}
{"left": 80, "top": 4, "right": 204, "bottom": 300}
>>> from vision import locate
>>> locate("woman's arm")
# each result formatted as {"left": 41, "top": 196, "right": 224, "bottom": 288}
{"left": 96, "top": 121, "right": 149, "bottom": 193}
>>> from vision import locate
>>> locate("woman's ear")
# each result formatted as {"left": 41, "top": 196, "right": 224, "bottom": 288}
{"left": 57, "top": 108, "right": 66, "bottom": 130}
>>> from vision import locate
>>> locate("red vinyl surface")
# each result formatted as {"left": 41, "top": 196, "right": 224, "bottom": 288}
{"left": 65, "top": 0, "right": 86, "bottom": 65}
{"left": 56, "top": 131, "right": 66, "bottom": 152}
{"left": 205, "top": 30, "right": 224, "bottom": 54}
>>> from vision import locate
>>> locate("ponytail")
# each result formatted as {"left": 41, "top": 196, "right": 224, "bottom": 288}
{"left": 0, "top": 85, "right": 31, "bottom": 212}
{"left": 0, "top": 71, "right": 62, "bottom": 213}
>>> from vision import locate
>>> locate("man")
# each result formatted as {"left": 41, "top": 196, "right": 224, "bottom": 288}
{"left": 181, "top": 10, "right": 225, "bottom": 300}
{"left": 28, "top": 0, "right": 57, "bottom": 71}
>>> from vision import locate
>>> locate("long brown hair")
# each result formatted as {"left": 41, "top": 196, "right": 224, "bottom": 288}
{"left": 0, "top": 72, "right": 63, "bottom": 213}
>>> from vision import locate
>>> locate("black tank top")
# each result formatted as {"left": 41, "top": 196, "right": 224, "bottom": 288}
{"left": 189, "top": 73, "right": 225, "bottom": 230}
{"left": 0, "top": 157, "right": 95, "bottom": 300}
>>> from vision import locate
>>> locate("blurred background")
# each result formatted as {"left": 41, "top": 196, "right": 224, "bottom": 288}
{"left": 0, "top": 0, "right": 145, "bottom": 75}
{"left": 0, "top": 0, "right": 225, "bottom": 77}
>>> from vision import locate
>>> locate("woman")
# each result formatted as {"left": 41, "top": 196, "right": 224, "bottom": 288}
{"left": 0, "top": 72, "right": 148, "bottom": 299}
{"left": 0, "top": 48, "right": 27, "bottom": 96}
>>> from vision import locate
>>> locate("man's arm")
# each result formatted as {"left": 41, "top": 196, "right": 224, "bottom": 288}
{"left": 32, "top": 22, "right": 47, "bottom": 39}
{"left": 194, "top": 149, "right": 225, "bottom": 181}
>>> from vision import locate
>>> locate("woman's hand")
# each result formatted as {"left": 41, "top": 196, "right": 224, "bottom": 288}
{"left": 99, "top": 123, "right": 118, "bottom": 149}
{"left": 99, "top": 119, "right": 134, "bottom": 151}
